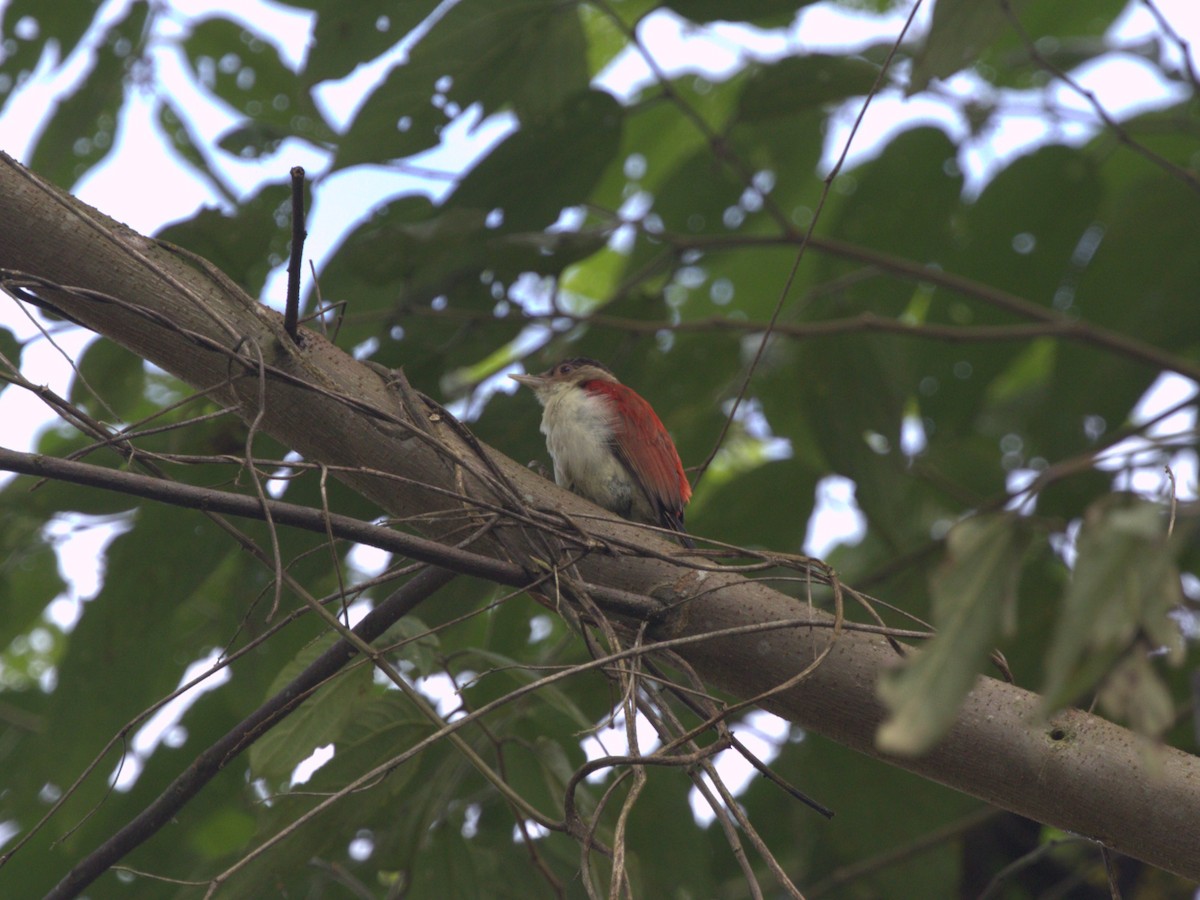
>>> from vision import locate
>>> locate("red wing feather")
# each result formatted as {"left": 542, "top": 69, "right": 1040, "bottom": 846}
{"left": 584, "top": 380, "right": 691, "bottom": 527}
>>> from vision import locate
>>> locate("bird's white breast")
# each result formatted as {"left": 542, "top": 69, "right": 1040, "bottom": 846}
{"left": 538, "top": 384, "right": 634, "bottom": 516}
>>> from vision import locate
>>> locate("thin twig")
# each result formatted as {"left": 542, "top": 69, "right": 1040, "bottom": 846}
{"left": 693, "top": 0, "right": 926, "bottom": 490}
{"left": 43, "top": 565, "right": 459, "bottom": 900}
{"left": 1000, "top": 0, "right": 1200, "bottom": 195}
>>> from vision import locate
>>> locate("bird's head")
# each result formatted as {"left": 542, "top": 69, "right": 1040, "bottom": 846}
{"left": 510, "top": 357, "right": 618, "bottom": 403}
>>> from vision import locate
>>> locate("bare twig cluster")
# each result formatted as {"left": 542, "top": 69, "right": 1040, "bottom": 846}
{"left": 0, "top": 275, "right": 878, "bottom": 898}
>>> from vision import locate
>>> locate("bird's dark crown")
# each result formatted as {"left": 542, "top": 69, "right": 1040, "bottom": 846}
{"left": 548, "top": 357, "right": 615, "bottom": 380}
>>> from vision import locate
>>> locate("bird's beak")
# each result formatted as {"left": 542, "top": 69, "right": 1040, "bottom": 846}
{"left": 510, "top": 372, "right": 544, "bottom": 389}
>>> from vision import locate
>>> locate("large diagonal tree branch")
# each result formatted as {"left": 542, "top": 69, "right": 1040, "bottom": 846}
{"left": 2, "top": 152, "right": 1198, "bottom": 884}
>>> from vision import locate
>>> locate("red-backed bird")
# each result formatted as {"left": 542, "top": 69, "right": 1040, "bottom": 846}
{"left": 512, "top": 358, "right": 694, "bottom": 547}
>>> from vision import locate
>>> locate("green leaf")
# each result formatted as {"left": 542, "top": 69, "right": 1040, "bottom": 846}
{"left": 187, "top": 807, "right": 257, "bottom": 859}
{"left": 405, "top": 821, "right": 484, "bottom": 900}
{"left": 249, "top": 636, "right": 380, "bottom": 780}
{"left": 183, "top": 18, "right": 334, "bottom": 148}
{"left": 11, "top": 503, "right": 257, "bottom": 831}
{"left": 911, "top": 0, "right": 1128, "bottom": 91}
{"left": 156, "top": 100, "right": 238, "bottom": 205}
{"left": 228, "top": 691, "right": 431, "bottom": 895}
{"left": 0, "top": 0, "right": 101, "bottom": 105}
{"left": 447, "top": 89, "right": 623, "bottom": 231}
{"left": 1096, "top": 652, "right": 1176, "bottom": 737}
{"left": 0, "top": 517, "right": 65, "bottom": 658}
{"left": 214, "top": 120, "right": 288, "bottom": 159}
{"left": 69, "top": 335, "right": 147, "bottom": 421}
{"left": 1039, "top": 495, "right": 1184, "bottom": 725}
{"left": 156, "top": 182, "right": 292, "bottom": 297}
{"left": 762, "top": 726, "right": 975, "bottom": 893}
{"left": 591, "top": 70, "right": 745, "bottom": 215}
{"left": 695, "top": 457, "right": 819, "bottom": 552}
{"left": 910, "top": 0, "right": 1027, "bottom": 91}
{"left": 878, "top": 514, "right": 1027, "bottom": 756}
{"left": 464, "top": 648, "right": 594, "bottom": 730}
{"left": 0, "top": 326, "right": 22, "bottom": 383}
{"left": 337, "top": 0, "right": 590, "bottom": 168}
{"left": 929, "top": 145, "right": 1102, "bottom": 467}
{"left": 1042, "top": 173, "right": 1200, "bottom": 459}
{"left": 737, "top": 55, "right": 882, "bottom": 121}
{"left": 979, "top": 0, "right": 1130, "bottom": 90}
{"left": 28, "top": 1, "right": 149, "bottom": 188}
{"left": 302, "top": 0, "right": 439, "bottom": 85}
{"left": 664, "top": 0, "right": 820, "bottom": 27}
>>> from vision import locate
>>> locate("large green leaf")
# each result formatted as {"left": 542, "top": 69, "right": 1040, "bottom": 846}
{"left": 910, "top": 0, "right": 1127, "bottom": 91}
{"left": 0, "top": 325, "right": 21, "bottom": 381}
{"left": 921, "top": 145, "right": 1103, "bottom": 490}
{"left": 249, "top": 636, "right": 377, "bottom": 781}
{"left": 302, "top": 0, "right": 439, "bottom": 85}
{"left": 1040, "top": 495, "right": 1184, "bottom": 729}
{"left": 878, "top": 513, "right": 1028, "bottom": 756}
{"left": 0, "top": 0, "right": 102, "bottom": 107}
{"left": 1004, "top": 170, "right": 1200, "bottom": 475}
{"left": 977, "top": 0, "right": 1131, "bottom": 89}
{"left": 156, "top": 182, "right": 292, "bottom": 297}
{"left": 183, "top": 17, "right": 334, "bottom": 154}
{"left": 759, "top": 729, "right": 975, "bottom": 895}
{"left": 69, "top": 332, "right": 147, "bottom": 421}
{"left": 447, "top": 89, "right": 623, "bottom": 232}
{"left": 736, "top": 54, "right": 882, "bottom": 120}
{"left": 28, "top": 2, "right": 148, "bottom": 189}
{"left": 336, "top": 0, "right": 590, "bottom": 168}
{"left": 665, "top": 0, "right": 820, "bottom": 27}
{"left": 0, "top": 515, "right": 66, "bottom": 663}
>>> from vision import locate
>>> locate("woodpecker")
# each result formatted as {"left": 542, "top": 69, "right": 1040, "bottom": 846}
{"left": 512, "top": 358, "right": 694, "bottom": 547}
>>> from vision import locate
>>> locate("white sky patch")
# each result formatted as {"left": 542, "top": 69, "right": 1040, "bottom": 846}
{"left": 512, "top": 818, "right": 550, "bottom": 843}
{"left": 0, "top": 317, "right": 97, "bottom": 460}
{"left": 689, "top": 710, "right": 792, "bottom": 826}
{"left": 805, "top": 475, "right": 867, "bottom": 558}
{"left": 110, "top": 647, "right": 232, "bottom": 791}
{"left": 528, "top": 614, "right": 554, "bottom": 643}
{"left": 460, "top": 802, "right": 481, "bottom": 838}
{"left": 0, "top": 820, "right": 19, "bottom": 852}
{"left": 265, "top": 449, "right": 304, "bottom": 499}
{"left": 290, "top": 743, "right": 335, "bottom": 786}
{"left": 74, "top": 92, "right": 230, "bottom": 234}
{"left": 42, "top": 513, "right": 135, "bottom": 631}
{"left": 415, "top": 671, "right": 474, "bottom": 721}
{"left": 1005, "top": 468, "right": 1040, "bottom": 514}
{"left": 901, "top": 413, "right": 927, "bottom": 457}
{"left": 346, "top": 542, "right": 391, "bottom": 579}
{"left": 1049, "top": 518, "right": 1082, "bottom": 570}
{"left": 1100, "top": 373, "right": 1198, "bottom": 500}
{"left": 340, "top": 598, "right": 374, "bottom": 629}
{"left": 348, "top": 830, "right": 374, "bottom": 861}
{"left": 579, "top": 708, "right": 664, "bottom": 783}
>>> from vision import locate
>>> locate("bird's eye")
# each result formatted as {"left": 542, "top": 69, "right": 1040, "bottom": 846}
{"left": 558, "top": 363, "right": 573, "bottom": 375}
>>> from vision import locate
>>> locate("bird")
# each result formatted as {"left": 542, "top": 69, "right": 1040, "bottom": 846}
{"left": 512, "top": 358, "right": 694, "bottom": 547}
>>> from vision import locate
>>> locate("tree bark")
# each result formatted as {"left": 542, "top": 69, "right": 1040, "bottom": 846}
{"left": 2, "top": 152, "right": 1198, "bottom": 881}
